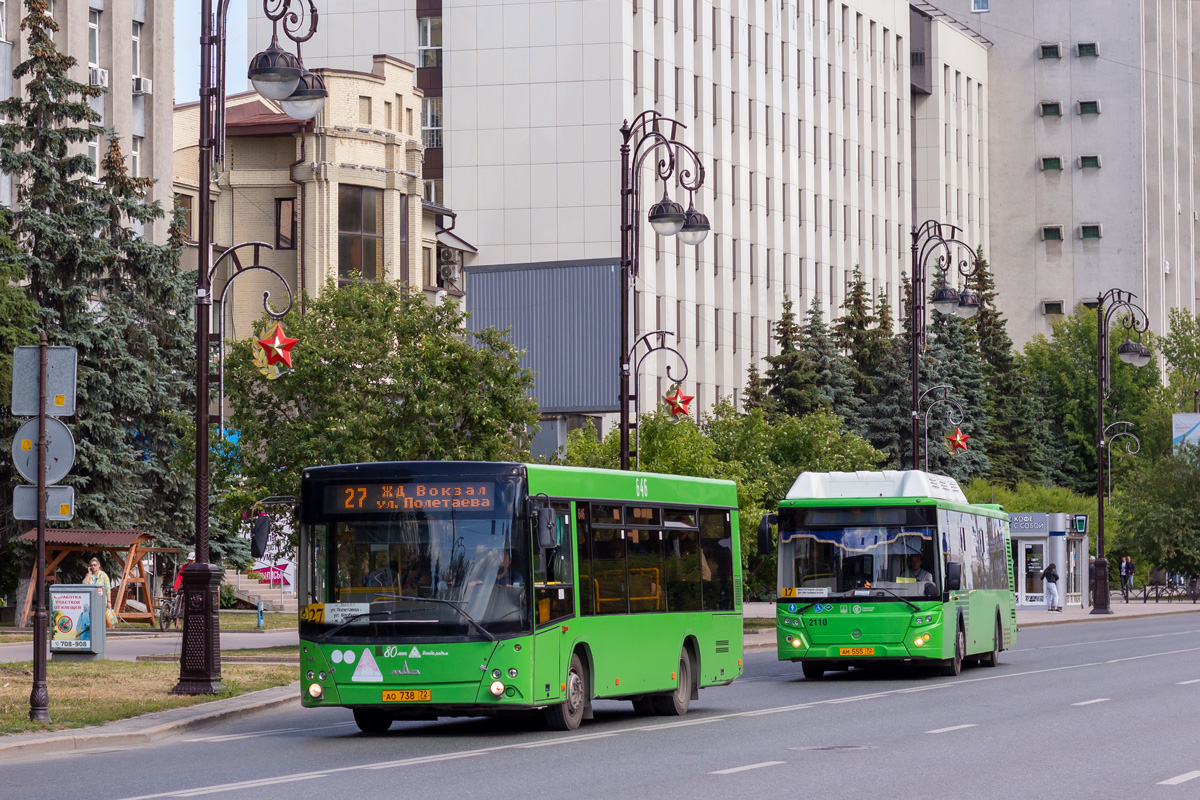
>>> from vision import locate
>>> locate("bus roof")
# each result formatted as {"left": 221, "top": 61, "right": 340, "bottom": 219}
{"left": 525, "top": 463, "right": 738, "bottom": 507}
{"left": 785, "top": 470, "right": 967, "bottom": 503}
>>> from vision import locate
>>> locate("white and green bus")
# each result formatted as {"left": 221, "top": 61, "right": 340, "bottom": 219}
{"left": 298, "top": 461, "right": 743, "bottom": 733}
{"left": 759, "top": 470, "right": 1017, "bottom": 679}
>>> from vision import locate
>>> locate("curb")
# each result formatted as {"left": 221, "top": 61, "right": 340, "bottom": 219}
{"left": 0, "top": 682, "right": 300, "bottom": 759}
{"left": 1017, "top": 606, "right": 1200, "bottom": 628}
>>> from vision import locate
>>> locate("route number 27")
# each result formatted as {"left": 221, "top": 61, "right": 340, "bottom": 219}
{"left": 634, "top": 478, "right": 649, "bottom": 498}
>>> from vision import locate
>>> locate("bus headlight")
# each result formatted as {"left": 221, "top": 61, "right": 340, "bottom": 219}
{"left": 913, "top": 637, "right": 924, "bottom": 647}
{"left": 308, "top": 682, "right": 323, "bottom": 699}
{"left": 791, "top": 637, "right": 803, "bottom": 649}
{"left": 490, "top": 681, "right": 505, "bottom": 697}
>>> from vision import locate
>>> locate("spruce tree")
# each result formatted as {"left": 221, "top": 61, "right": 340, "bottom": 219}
{"left": 799, "top": 296, "right": 860, "bottom": 430}
{"left": 742, "top": 363, "right": 772, "bottom": 414}
{"left": 861, "top": 277, "right": 915, "bottom": 468}
{"left": 926, "top": 310, "right": 991, "bottom": 480}
{"left": 763, "top": 296, "right": 824, "bottom": 417}
{"left": 832, "top": 266, "right": 880, "bottom": 397}
{"left": 0, "top": 1, "right": 198, "bottom": 564}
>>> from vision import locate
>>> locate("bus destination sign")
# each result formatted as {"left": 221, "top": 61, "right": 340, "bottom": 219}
{"left": 325, "top": 481, "right": 495, "bottom": 513}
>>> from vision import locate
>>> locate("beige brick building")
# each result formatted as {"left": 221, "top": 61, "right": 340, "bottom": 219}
{"left": 173, "top": 55, "right": 468, "bottom": 343}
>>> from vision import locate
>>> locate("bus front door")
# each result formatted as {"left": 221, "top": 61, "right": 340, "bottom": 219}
{"left": 533, "top": 506, "right": 575, "bottom": 703}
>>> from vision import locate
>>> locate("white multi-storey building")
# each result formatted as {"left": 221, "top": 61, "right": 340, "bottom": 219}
{"left": 0, "top": 0, "right": 173, "bottom": 242}
{"left": 928, "top": 0, "right": 1199, "bottom": 345}
{"left": 250, "top": 1, "right": 988, "bottom": 449}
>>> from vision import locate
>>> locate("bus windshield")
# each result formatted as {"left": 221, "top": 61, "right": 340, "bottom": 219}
{"left": 306, "top": 503, "right": 530, "bottom": 639}
{"left": 778, "top": 507, "right": 939, "bottom": 600}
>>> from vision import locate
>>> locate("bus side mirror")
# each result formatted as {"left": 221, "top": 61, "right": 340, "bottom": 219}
{"left": 758, "top": 513, "right": 778, "bottom": 555}
{"left": 945, "top": 561, "right": 962, "bottom": 591}
{"left": 534, "top": 506, "right": 557, "bottom": 550}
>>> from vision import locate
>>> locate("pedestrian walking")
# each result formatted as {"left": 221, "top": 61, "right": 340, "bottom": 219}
{"left": 1126, "top": 556, "right": 1136, "bottom": 593}
{"left": 1042, "top": 562, "right": 1061, "bottom": 612}
{"left": 1119, "top": 556, "right": 1129, "bottom": 594}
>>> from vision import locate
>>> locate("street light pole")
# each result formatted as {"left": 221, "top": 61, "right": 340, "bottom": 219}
{"left": 908, "top": 221, "right": 982, "bottom": 470}
{"left": 175, "top": 0, "right": 324, "bottom": 695}
{"left": 618, "top": 111, "right": 709, "bottom": 470}
{"left": 1092, "top": 289, "right": 1151, "bottom": 615}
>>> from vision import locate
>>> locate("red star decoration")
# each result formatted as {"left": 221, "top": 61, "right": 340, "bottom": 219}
{"left": 947, "top": 427, "right": 970, "bottom": 452}
{"left": 257, "top": 323, "right": 298, "bottom": 368}
{"left": 663, "top": 386, "right": 694, "bottom": 416}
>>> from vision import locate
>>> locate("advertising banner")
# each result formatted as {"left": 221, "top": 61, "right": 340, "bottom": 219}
{"left": 49, "top": 585, "right": 105, "bottom": 652}
{"left": 1172, "top": 413, "right": 1200, "bottom": 450}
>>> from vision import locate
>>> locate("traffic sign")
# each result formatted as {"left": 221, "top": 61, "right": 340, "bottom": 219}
{"left": 11, "top": 417, "right": 76, "bottom": 484}
{"left": 11, "top": 346, "right": 77, "bottom": 417}
{"left": 13, "top": 485, "right": 75, "bottom": 521}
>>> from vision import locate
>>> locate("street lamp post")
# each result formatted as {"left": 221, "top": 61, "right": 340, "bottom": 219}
{"left": 628, "top": 329, "right": 689, "bottom": 470}
{"left": 618, "top": 111, "right": 709, "bottom": 470}
{"left": 1092, "top": 289, "right": 1151, "bottom": 615}
{"left": 176, "top": 0, "right": 326, "bottom": 695}
{"left": 909, "top": 221, "right": 982, "bottom": 470}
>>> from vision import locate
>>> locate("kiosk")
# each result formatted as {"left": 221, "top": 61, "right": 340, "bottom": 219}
{"left": 1008, "top": 512, "right": 1089, "bottom": 609}
{"left": 49, "top": 583, "right": 106, "bottom": 660}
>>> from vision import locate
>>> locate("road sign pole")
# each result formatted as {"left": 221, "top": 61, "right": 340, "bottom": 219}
{"left": 30, "top": 332, "right": 50, "bottom": 722}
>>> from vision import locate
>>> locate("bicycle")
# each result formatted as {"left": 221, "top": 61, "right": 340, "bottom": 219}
{"left": 158, "top": 588, "right": 181, "bottom": 631}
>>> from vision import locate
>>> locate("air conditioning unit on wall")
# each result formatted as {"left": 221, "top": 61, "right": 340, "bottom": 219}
{"left": 132, "top": 76, "right": 153, "bottom": 95}
{"left": 89, "top": 67, "right": 109, "bottom": 88}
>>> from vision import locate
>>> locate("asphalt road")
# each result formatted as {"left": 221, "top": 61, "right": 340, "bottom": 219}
{"left": 6, "top": 615, "right": 1200, "bottom": 799}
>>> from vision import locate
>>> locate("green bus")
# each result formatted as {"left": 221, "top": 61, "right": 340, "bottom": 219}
{"left": 759, "top": 470, "right": 1016, "bottom": 679}
{"left": 298, "top": 461, "right": 743, "bottom": 733}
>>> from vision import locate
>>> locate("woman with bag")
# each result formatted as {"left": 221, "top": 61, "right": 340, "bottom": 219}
{"left": 1042, "top": 562, "right": 1061, "bottom": 612}
{"left": 82, "top": 556, "right": 117, "bottom": 627}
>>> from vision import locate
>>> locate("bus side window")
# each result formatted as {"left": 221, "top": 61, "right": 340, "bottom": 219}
{"left": 665, "top": 527, "right": 702, "bottom": 612}
{"left": 593, "top": 528, "right": 628, "bottom": 614}
{"left": 534, "top": 504, "right": 574, "bottom": 626}
{"left": 577, "top": 505, "right": 595, "bottom": 616}
{"left": 699, "top": 509, "right": 734, "bottom": 611}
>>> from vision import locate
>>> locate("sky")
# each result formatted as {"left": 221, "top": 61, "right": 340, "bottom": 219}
{"left": 174, "top": 0, "right": 248, "bottom": 104}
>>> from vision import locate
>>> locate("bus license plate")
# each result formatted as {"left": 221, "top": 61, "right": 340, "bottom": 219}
{"left": 838, "top": 647, "right": 875, "bottom": 656}
{"left": 382, "top": 689, "right": 431, "bottom": 702}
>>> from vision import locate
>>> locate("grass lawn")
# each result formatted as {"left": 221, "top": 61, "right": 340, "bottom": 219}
{"left": 743, "top": 618, "right": 775, "bottom": 631}
{"left": 0, "top": 661, "right": 296, "bottom": 736}
{"left": 139, "top": 645, "right": 299, "bottom": 662}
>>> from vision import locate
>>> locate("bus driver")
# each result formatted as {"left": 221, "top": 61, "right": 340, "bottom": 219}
{"left": 903, "top": 554, "right": 933, "bottom": 582}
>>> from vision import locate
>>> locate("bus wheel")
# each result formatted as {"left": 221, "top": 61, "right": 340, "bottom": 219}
{"left": 652, "top": 649, "right": 693, "bottom": 716}
{"left": 941, "top": 624, "right": 965, "bottom": 677}
{"left": 978, "top": 618, "right": 1001, "bottom": 668}
{"left": 545, "top": 653, "right": 587, "bottom": 731}
{"left": 801, "top": 661, "right": 824, "bottom": 680}
{"left": 353, "top": 708, "right": 393, "bottom": 735}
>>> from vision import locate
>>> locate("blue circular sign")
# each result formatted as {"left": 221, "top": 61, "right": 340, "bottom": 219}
{"left": 787, "top": 603, "right": 797, "bottom": 613}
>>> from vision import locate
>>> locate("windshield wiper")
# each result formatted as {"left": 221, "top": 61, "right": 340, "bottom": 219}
{"left": 861, "top": 586, "right": 920, "bottom": 611}
{"left": 315, "top": 596, "right": 497, "bottom": 642}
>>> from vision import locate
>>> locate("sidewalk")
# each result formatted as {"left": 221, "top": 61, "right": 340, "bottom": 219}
{"left": 4, "top": 596, "right": 1199, "bottom": 760}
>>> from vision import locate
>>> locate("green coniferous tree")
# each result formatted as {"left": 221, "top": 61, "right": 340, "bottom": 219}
{"left": 832, "top": 266, "right": 880, "bottom": 398}
{"left": 861, "top": 277, "right": 914, "bottom": 468}
{"left": 763, "top": 297, "right": 824, "bottom": 417}
{"left": 926, "top": 310, "right": 991, "bottom": 480}
{"left": 0, "top": 1, "right": 199, "bottom": 568}
{"left": 799, "top": 296, "right": 860, "bottom": 429}
{"left": 742, "top": 363, "right": 772, "bottom": 414}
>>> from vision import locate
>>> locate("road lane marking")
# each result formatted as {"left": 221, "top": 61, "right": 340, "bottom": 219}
{"left": 711, "top": 761, "right": 785, "bottom": 775}
{"left": 1178, "top": 679, "right": 1200, "bottom": 685}
{"left": 1071, "top": 698, "right": 1110, "bottom": 706}
{"left": 635, "top": 717, "right": 723, "bottom": 731}
{"left": 121, "top": 644, "right": 1200, "bottom": 799}
{"left": 517, "top": 732, "right": 620, "bottom": 747}
{"left": 925, "top": 724, "right": 976, "bottom": 734}
{"left": 1158, "top": 771, "right": 1200, "bottom": 786}
{"left": 1011, "top": 629, "right": 1200, "bottom": 653}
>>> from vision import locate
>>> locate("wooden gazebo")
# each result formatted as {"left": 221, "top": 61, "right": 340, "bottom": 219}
{"left": 18, "top": 529, "right": 183, "bottom": 627}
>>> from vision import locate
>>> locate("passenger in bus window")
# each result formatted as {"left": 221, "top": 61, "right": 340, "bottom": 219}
{"left": 903, "top": 554, "right": 932, "bottom": 582}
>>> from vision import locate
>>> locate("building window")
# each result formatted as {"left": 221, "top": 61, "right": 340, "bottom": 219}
{"left": 174, "top": 194, "right": 194, "bottom": 239}
{"left": 131, "top": 21, "right": 141, "bottom": 76}
{"left": 130, "top": 136, "right": 141, "bottom": 178}
{"left": 422, "top": 97, "right": 442, "bottom": 148}
{"left": 87, "top": 133, "right": 100, "bottom": 180}
{"left": 1039, "top": 43, "right": 1061, "bottom": 59}
{"left": 384, "top": 101, "right": 393, "bottom": 129}
{"left": 406, "top": 107, "right": 414, "bottom": 135}
{"left": 418, "top": 17, "right": 442, "bottom": 68}
{"left": 276, "top": 198, "right": 296, "bottom": 250}
{"left": 971, "top": 0, "right": 989, "bottom": 11}
{"left": 423, "top": 247, "right": 434, "bottom": 286}
{"left": 338, "top": 185, "right": 384, "bottom": 282}
{"left": 1040, "top": 156, "right": 1063, "bottom": 171}
{"left": 1078, "top": 100, "right": 1101, "bottom": 115}
{"left": 424, "top": 179, "right": 443, "bottom": 205}
{"left": 1041, "top": 300, "right": 1065, "bottom": 316}
{"left": 1041, "top": 225, "right": 1064, "bottom": 241}
{"left": 0, "top": 0, "right": 7, "bottom": 42}
{"left": 1039, "top": 101, "right": 1062, "bottom": 117}
{"left": 88, "top": 10, "right": 100, "bottom": 67}
{"left": 1079, "top": 154, "right": 1102, "bottom": 169}
{"left": 1080, "top": 223, "right": 1103, "bottom": 239}
{"left": 359, "top": 96, "right": 372, "bottom": 125}
{"left": 1077, "top": 42, "right": 1099, "bottom": 57}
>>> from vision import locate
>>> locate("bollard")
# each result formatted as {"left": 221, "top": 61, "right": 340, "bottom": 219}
{"left": 257, "top": 601, "right": 263, "bottom": 629}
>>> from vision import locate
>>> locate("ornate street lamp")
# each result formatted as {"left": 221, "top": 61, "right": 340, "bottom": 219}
{"left": 627, "top": 329, "right": 689, "bottom": 469}
{"left": 1092, "top": 289, "right": 1151, "bottom": 615}
{"left": 177, "top": 0, "right": 324, "bottom": 696}
{"left": 918, "top": 385, "right": 964, "bottom": 472}
{"left": 618, "top": 111, "right": 708, "bottom": 470}
{"left": 908, "top": 221, "right": 982, "bottom": 470}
